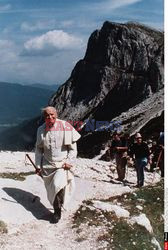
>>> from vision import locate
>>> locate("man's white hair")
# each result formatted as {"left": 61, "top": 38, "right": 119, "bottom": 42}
{"left": 41, "top": 106, "right": 57, "bottom": 116}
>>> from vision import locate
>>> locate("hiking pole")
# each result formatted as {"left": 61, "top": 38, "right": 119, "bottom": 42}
{"left": 25, "top": 154, "right": 43, "bottom": 178}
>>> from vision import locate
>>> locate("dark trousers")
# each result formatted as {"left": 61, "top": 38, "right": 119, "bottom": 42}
{"left": 115, "top": 154, "right": 127, "bottom": 181}
{"left": 135, "top": 158, "right": 148, "bottom": 186}
{"left": 53, "top": 188, "right": 65, "bottom": 217}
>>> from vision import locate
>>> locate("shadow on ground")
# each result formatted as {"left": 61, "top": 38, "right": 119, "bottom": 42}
{"left": 3, "top": 187, "right": 53, "bottom": 222}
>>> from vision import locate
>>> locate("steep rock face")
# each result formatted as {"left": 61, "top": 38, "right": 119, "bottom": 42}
{"left": 78, "top": 89, "right": 164, "bottom": 158}
{"left": 50, "top": 21, "right": 163, "bottom": 121}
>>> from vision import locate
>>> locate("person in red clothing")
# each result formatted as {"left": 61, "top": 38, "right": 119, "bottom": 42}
{"left": 129, "top": 133, "right": 152, "bottom": 187}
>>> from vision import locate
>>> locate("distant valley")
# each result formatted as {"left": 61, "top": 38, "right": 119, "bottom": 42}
{"left": 27, "top": 83, "right": 60, "bottom": 92}
{"left": 0, "top": 82, "right": 59, "bottom": 132}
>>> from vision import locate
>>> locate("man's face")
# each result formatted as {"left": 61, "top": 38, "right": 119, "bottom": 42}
{"left": 113, "top": 134, "right": 120, "bottom": 141}
{"left": 44, "top": 108, "right": 57, "bottom": 128}
{"left": 136, "top": 137, "right": 142, "bottom": 144}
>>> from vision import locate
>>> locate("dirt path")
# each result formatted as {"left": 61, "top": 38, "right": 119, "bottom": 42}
{"left": 0, "top": 151, "right": 161, "bottom": 250}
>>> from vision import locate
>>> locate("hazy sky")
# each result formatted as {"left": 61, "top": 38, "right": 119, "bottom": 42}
{"left": 0, "top": 0, "right": 164, "bottom": 85}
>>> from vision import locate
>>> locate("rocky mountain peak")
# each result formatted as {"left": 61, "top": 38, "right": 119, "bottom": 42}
{"left": 49, "top": 21, "right": 163, "bottom": 122}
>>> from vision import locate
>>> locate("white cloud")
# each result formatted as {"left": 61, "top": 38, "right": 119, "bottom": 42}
{"left": 107, "top": 0, "right": 142, "bottom": 9}
{"left": 0, "top": 46, "right": 85, "bottom": 85}
{"left": 0, "top": 4, "right": 11, "bottom": 11}
{"left": 89, "top": 0, "right": 142, "bottom": 11}
{"left": 21, "top": 20, "right": 56, "bottom": 32}
{"left": 22, "top": 30, "right": 83, "bottom": 56}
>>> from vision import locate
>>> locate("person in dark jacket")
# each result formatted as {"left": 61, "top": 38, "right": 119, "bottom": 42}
{"left": 129, "top": 133, "right": 151, "bottom": 187}
{"left": 110, "top": 132, "right": 128, "bottom": 181}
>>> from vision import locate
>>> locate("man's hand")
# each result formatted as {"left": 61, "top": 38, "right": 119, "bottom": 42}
{"left": 62, "top": 163, "right": 73, "bottom": 170}
{"left": 35, "top": 168, "right": 42, "bottom": 176}
{"left": 127, "top": 157, "right": 134, "bottom": 167}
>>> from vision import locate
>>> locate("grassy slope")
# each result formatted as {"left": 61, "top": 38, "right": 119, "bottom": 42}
{"left": 73, "top": 180, "right": 164, "bottom": 249}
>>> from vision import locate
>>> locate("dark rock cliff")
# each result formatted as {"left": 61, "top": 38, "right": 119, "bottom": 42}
{"left": 49, "top": 21, "right": 163, "bottom": 122}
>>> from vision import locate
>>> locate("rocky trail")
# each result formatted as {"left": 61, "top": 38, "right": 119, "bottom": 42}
{"left": 0, "top": 151, "right": 161, "bottom": 250}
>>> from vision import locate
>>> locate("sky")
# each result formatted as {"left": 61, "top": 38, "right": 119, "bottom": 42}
{"left": 0, "top": 0, "right": 164, "bottom": 85}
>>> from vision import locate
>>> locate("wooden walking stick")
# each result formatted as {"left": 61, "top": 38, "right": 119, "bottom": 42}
{"left": 25, "top": 154, "right": 43, "bottom": 178}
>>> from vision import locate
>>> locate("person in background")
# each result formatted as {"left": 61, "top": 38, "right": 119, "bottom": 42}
{"left": 110, "top": 131, "right": 129, "bottom": 182}
{"left": 129, "top": 132, "right": 152, "bottom": 187}
{"left": 157, "top": 132, "right": 164, "bottom": 177}
{"left": 35, "top": 106, "right": 81, "bottom": 223}
{"left": 149, "top": 140, "right": 159, "bottom": 172}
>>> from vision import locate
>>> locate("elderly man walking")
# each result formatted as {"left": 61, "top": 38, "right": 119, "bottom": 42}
{"left": 35, "top": 106, "right": 81, "bottom": 223}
